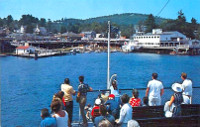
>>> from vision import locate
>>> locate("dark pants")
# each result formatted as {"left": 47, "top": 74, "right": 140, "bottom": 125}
{"left": 65, "top": 101, "right": 73, "bottom": 123}
{"left": 79, "top": 96, "right": 87, "bottom": 125}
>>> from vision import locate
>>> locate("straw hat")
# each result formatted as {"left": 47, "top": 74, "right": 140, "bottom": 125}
{"left": 95, "top": 99, "right": 101, "bottom": 105}
{"left": 171, "top": 83, "right": 182, "bottom": 92}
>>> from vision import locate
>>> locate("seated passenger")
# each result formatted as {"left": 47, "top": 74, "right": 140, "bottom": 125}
{"left": 40, "top": 108, "right": 57, "bottom": 127}
{"left": 52, "top": 91, "right": 65, "bottom": 110}
{"left": 98, "top": 91, "right": 109, "bottom": 104}
{"left": 94, "top": 104, "right": 115, "bottom": 127}
{"left": 142, "top": 97, "right": 149, "bottom": 106}
{"left": 91, "top": 99, "right": 101, "bottom": 121}
{"left": 98, "top": 119, "right": 113, "bottom": 127}
{"left": 127, "top": 120, "right": 140, "bottom": 127}
{"left": 116, "top": 94, "right": 132, "bottom": 127}
{"left": 51, "top": 99, "right": 68, "bottom": 127}
{"left": 129, "top": 89, "right": 141, "bottom": 107}
{"left": 105, "top": 94, "right": 120, "bottom": 119}
{"left": 85, "top": 103, "right": 92, "bottom": 120}
{"left": 164, "top": 83, "right": 183, "bottom": 117}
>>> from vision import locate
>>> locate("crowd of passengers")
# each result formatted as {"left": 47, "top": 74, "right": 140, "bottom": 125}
{"left": 40, "top": 72, "right": 193, "bottom": 127}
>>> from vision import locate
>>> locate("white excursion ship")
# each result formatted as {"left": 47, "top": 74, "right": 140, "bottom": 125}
{"left": 122, "top": 29, "right": 189, "bottom": 52}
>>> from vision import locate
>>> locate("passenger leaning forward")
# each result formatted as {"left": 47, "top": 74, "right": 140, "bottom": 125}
{"left": 77, "top": 76, "right": 93, "bottom": 127}
{"left": 116, "top": 94, "right": 132, "bottom": 127}
{"left": 61, "top": 78, "right": 76, "bottom": 127}
{"left": 145, "top": 73, "right": 164, "bottom": 106}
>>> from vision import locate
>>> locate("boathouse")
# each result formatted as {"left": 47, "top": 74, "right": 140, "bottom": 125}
{"left": 16, "top": 45, "right": 35, "bottom": 55}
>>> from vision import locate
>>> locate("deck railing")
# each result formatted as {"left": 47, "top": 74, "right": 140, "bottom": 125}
{"left": 72, "top": 87, "right": 200, "bottom": 122}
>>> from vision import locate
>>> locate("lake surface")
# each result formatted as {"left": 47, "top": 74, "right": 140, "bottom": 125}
{"left": 1, "top": 53, "right": 200, "bottom": 126}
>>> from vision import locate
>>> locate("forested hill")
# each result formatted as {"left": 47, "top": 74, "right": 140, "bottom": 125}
{"left": 59, "top": 13, "right": 167, "bottom": 25}
{"left": 83, "top": 13, "right": 166, "bottom": 25}
{"left": 1, "top": 11, "right": 199, "bottom": 39}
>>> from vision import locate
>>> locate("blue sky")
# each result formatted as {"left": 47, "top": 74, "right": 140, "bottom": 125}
{"left": 0, "top": 0, "right": 199, "bottom": 22}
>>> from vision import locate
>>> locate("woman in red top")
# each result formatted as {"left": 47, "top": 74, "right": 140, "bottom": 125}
{"left": 129, "top": 89, "right": 141, "bottom": 107}
{"left": 91, "top": 99, "right": 101, "bottom": 121}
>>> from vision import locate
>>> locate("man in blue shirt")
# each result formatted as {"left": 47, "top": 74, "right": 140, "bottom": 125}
{"left": 40, "top": 108, "right": 57, "bottom": 127}
{"left": 77, "top": 76, "right": 93, "bottom": 127}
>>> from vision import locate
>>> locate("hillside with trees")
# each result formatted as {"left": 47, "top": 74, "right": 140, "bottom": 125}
{"left": 0, "top": 12, "right": 199, "bottom": 39}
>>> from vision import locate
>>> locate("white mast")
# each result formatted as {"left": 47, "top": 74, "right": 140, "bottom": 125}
{"left": 107, "top": 21, "right": 111, "bottom": 89}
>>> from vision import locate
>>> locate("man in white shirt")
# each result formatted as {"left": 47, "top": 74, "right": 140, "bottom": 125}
{"left": 116, "top": 94, "right": 132, "bottom": 127}
{"left": 145, "top": 73, "right": 164, "bottom": 106}
{"left": 61, "top": 78, "right": 76, "bottom": 127}
{"left": 181, "top": 72, "right": 192, "bottom": 104}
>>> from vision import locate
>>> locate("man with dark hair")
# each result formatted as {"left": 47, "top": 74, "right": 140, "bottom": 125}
{"left": 116, "top": 94, "right": 132, "bottom": 127}
{"left": 145, "top": 73, "right": 164, "bottom": 106}
{"left": 181, "top": 72, "right": 192, "bottom": 104}
{"left": 61, "top": 78, "right": 76, "bottom": 127}
{"left": 77, "top": 76, "right": 93, "bottom": 127}
{"left": 40, "top": 108, "right": 57, "bottom": 127}
{"left": 94, "top": 104, "right": 115, "bottom": 127}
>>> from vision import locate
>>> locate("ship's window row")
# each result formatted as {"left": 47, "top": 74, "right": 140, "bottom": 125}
{"left": 135, "top": 36, "right": 160, "bottom": 39}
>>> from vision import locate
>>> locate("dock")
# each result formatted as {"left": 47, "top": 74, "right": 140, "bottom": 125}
{"left": 13, "top": 51, "right": 68, "bottom": 58}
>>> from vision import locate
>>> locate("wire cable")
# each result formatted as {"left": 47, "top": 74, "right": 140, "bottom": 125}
{"left": 157, "top": 0, "right": 170, "bottom": 16}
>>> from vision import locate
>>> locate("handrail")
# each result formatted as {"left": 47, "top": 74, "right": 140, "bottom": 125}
{"left": 86, "top": 86, "right": 200, "bottom": 92}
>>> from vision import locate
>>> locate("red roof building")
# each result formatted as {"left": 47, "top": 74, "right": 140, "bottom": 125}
{"left": 16, "top": 46, "right": 30, "bottom": 49}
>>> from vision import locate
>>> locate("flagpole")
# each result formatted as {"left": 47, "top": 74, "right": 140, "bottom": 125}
{"left": 107, "top": 21, "right": 110, "bottom": 89}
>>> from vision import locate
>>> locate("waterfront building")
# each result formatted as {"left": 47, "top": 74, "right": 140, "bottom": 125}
{"left": 81, "top": 31, "right": 96, "bottom": 40}
{"left": 33, "top": 25, "right": 47, "bottom": 35}
{"left": 61, "top": 32, "right": 82, "bottom": 41}
{"left": 16, "top": 44, "right": 35, "bottom": 55}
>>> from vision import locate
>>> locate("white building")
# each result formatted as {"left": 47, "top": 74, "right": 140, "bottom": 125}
{"left": 133, "top": 29, "right": 188, "bottom": 47}
{"left": 16, "top": 45, "right": 35, "bottom": 55}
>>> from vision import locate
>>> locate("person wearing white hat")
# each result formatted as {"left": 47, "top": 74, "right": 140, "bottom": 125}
{"left": 168, "top": 83, "right": 183, "bottom": 117}
{"left": 91, "top": 99, "right": 101, "bottom": 121}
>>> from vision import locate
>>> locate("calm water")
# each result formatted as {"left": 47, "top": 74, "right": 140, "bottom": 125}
{"left": 1, "top": 53, "right": 200, "bottom": 126}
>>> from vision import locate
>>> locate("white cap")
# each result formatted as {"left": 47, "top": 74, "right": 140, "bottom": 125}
{"left": 172, "top": 83, "right": 182, "bottom": 92}
{"left": 95, "top": 99, "right": 101, "bottom": 105}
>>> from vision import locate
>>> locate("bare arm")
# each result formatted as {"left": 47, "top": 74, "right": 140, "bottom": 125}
{"left": 145, "top": 87, "right": 149, "bottom": 97}
{"left": 89, "top": 87, "right": 93, "bottom": 91}
{"left": 168, "top": 96, "right": 175, "bottom": 107}
{"left": 160, "top": 88, "right": 164, "bottom": 96}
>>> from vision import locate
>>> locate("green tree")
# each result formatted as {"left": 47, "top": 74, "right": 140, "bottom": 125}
{"left": 39, "top": 18, "right": 46, "bottom": 27}
{"left": 145, "top": 14, "right": 156, "bottom": 33}
{"left": 47, "top": 19, "right": 52, "bottom": 32}
{"left": 120, "top": 24, "right": 134, "bottom": 38}
{"left": 19, "top": 14, "right": 39, "bottom": 26}
{"left": 6, "top": 15, "right": 13, "bottom": 26}
{"left": 176, "top": 10, "right": 186, "bottom": 33}
{"left": 196, "top": 25, "right": 200, "bottom": 39}
{"left": 138, "top": 20, "right": 144, "bottom": 32}
{"left": 0, "top": 18, "right": 4, "bottom": 27}
{"left": 60, "top": 26, "right": 67, "bottom": 33}
{"left": 53, "top": 29, "right": 58, "bottom": 34}
{"left": 26, "top": 24, "right": 34, "bottom": 33}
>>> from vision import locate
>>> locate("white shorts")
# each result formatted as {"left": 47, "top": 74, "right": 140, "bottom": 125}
{"left": 148, "top": 96, "right": 161, "bottom": 106}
